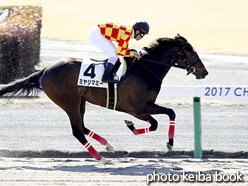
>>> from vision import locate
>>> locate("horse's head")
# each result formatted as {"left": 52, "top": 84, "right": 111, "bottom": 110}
{"left": 174, "top": 34, "right": 208, "bottom": 79}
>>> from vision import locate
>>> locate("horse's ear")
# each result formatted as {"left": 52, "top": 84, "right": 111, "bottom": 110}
{"left": 175, "top": 33, "right": 182, "bottom": 40}
{"left": 175, "top": 34, "right": 187, "bottom": 45}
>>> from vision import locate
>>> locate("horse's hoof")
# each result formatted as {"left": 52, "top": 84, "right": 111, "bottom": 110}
{"left": 167, "top": 142, "right": 173, "bottom": 152}
{"left": 106, "top": 142, "right": 115, "bottom": 152}
{"left": 100, "top": 157, "right": 112, "bottom": 164}
{"left": 124, "top": 120, "right": 134, "bottom": 126}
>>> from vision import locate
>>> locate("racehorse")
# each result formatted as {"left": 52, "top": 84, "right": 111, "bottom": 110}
{"left": 0, "top": 34, "right": 208, "bottom": 164}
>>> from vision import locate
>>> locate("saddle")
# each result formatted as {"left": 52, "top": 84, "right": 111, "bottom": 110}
{"left": 90, "top": 58, "right": 122, "bottom": 76}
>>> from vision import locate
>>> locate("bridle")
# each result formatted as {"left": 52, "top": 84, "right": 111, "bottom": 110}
{"left": 138, "top": 42, "right": 202, "bottom": 82}
{"left": 174, "top": 42, "right": 202, "bottom": 75}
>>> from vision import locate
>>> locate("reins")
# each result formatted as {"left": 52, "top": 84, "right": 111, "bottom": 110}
{"left": 140, "top": 57, "right": 185, "bottom": 70}
{"left": 138, "top": 59, "right": 163, "bottom": 83}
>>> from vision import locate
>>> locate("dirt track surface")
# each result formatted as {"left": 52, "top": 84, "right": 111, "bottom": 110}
{"left": 0, "top": 158, "right": 247, "bottom": 186}
{"left": 0, "top": 94, "right": 248, "bottom": 153}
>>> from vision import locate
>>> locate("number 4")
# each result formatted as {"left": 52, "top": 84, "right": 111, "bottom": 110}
{"left": 83, "top": 64, "right": 96, "bottom": 78}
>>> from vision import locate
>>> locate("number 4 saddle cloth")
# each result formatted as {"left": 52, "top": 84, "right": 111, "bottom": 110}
{"left": 77, "top": 58, "right": 127, "bottom": 88}
{"left": 77, "top": 58, "right": 127, "bottom": 110}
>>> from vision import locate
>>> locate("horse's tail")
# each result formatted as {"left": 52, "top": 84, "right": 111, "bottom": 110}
{"left": 0, "top": 68, "right": 46, "bottom": 97}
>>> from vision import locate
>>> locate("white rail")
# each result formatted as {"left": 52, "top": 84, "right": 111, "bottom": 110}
{"left": 160, "top": 86, "right": 248, "bottom": 103}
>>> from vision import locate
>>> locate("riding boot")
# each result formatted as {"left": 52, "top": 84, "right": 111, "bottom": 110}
{"left": 102, "top": 63, "right": 118, "bottom": 83}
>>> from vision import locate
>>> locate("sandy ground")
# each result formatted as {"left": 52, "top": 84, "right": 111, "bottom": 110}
{"left": 1, "top": 0, "right": 248, "bottom": 55}
{"left": 1, "top": 94, "right": 248, "bottom": 153}
{"left": 0, "top": 158, "right": 247, "bottom": 186}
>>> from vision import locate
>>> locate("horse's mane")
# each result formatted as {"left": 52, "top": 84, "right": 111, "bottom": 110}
{"left": 142, "top": 35, "right": 187, "bottom": 56}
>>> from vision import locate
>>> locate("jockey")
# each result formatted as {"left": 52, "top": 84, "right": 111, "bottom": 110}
{"left": 89, "top": 21, "right": 150, "bottom": 83}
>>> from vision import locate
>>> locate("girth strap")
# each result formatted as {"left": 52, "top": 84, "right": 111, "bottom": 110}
{"left": 106, "top": 83, "right": 117, "bottom": 110}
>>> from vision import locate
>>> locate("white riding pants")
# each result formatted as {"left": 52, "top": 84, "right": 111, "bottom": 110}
{"left": 89, "top": 25, "right": 118, "bottom": 65}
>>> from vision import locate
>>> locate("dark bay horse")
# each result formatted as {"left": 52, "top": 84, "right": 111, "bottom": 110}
{"left": 0, "top": 34, "right": 208, "bottom": 164}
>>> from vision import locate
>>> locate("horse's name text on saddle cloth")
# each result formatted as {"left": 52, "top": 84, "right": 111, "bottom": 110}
{"left": 77, "top": 58, "right": 126, "bottom": 88}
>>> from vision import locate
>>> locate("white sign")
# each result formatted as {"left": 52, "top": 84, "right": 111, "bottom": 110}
{"left": 160, "top": 86, "right": 248, "bottom": 103}
{"left": 197, "top": 86, "right": 248, "bottom": 103}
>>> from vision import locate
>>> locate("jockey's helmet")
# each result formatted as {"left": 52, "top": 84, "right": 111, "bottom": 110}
{"left": 133, "top": 21, "right": 149, "bottom": 35}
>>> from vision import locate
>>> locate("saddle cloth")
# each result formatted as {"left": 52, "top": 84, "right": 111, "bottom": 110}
{"left": 77, "top": 58, "right": 127, "bottom": 88}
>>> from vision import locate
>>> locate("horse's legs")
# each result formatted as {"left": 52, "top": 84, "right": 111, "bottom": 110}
{"left": 125, "top": 115, "right": 157, "bottom": 135}
{"left": 128, "top": 103, "right": 176, "bottom": 150}
{"left": 66, "top": 107, "right": 104, "bottom": 161}
{"left": 42, "top": 90, "right": 109, "bottom": 163}
{"left": 80, "top": 100, "right": 114, "bottom": 152}
{"left": 144, "top": 103, "right": 176, "bottom": 150}
{"left": 142, "top": 103, "right": 176, "bottom": 149}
